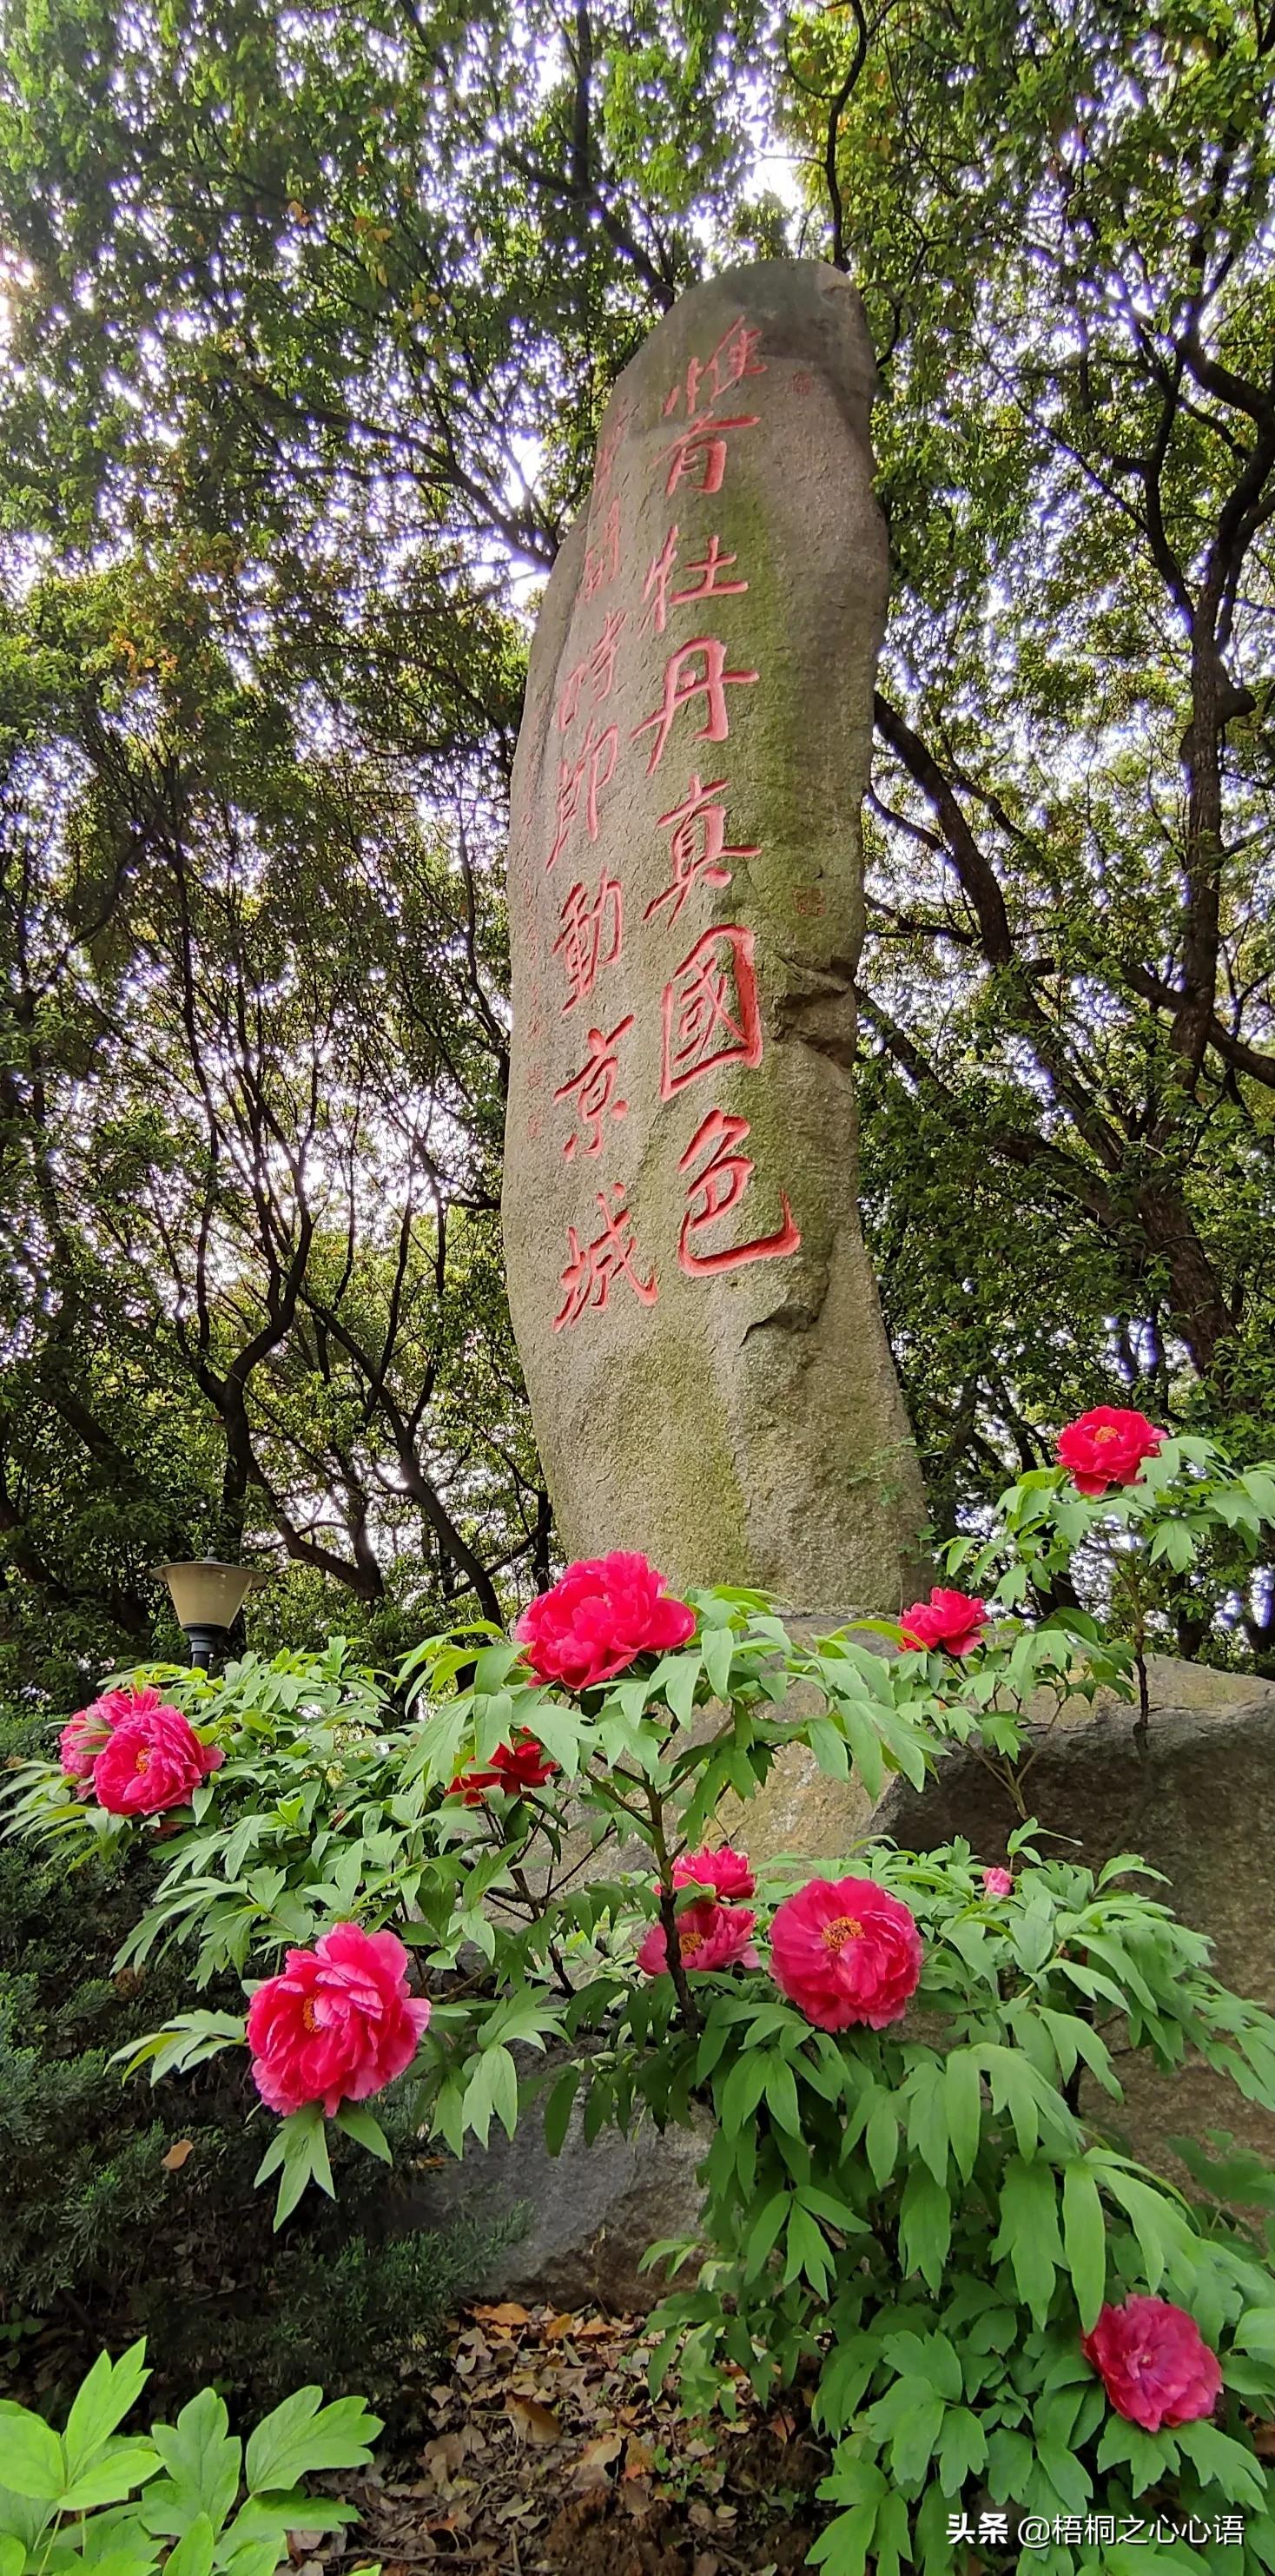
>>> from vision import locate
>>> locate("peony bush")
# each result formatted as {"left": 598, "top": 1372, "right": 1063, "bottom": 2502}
{"left": 10, "top": 1431, "right": 1275, "bottom": 2570}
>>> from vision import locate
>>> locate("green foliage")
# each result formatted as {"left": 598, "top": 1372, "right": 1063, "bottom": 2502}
{"left": 788, "top": 0, "right": 1275, "bottom": 1548}
{"left": 663, "top": 1835, "right": 1275, "bottom": 2572}
{"left": 0, "top": 0, "right": 769, "bottom": 1697}
{"left": 17, "top": 1460, "right": 1275, "bottom": 2566}
{"left": 0, "top": 558, "right": 539, "bottom": 1690}
{"left": 0, "top": 1686, "right": 516, "bottom": 2418}
{"left": 1, "top": 0, "right": 1274, "bottom": 1684}
{"left": 0, "top": 2340, "right": 380, "bottom": 2576}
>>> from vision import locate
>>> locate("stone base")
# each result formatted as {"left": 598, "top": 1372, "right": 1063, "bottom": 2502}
{"left": 394, "top": 2089, "right": 710, "bottom": 2313}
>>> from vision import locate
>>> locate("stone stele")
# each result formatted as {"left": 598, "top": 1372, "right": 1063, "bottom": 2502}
{"left": 503, "top": 259, "right": 927, "bottom": 1609}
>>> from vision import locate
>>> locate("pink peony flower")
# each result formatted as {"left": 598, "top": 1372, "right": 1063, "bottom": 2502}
{"left": 60, "top": 1708, "right": 112, "bottom": 1780}
{"left": 770, "top": 1876, "right": 923, "bottom": 2031}
{"left": 92, "top": 1701, "right": 223, "bottom": 1817}
{"left": 1056, "top": 1406, "right": 1165, "bottom": 1496}
{"left": 1081, "top": 2295, "right": 1222, "bottom": 2433}
{"left": 899, "top": 1587, "right": 988, "bottom": 1655}
{"left": 93, "top": 1685, "right": 169, "bottom": 1727}
{"left": 447, "top": 1731, "right": 558, "bottom": 1806}
{"left": 515, "top": 1551, "right": 696, "bottom": 1693}
{"left": 246, "top": 1920, "right": 432, "bottom": 2117}
{"left": 59, "top": 1684, "right": 168, "bottom": 1780}
{"left": 672, "top": 1845, "right": 756, "bottom": 1900}
{"left": 638, "top": 1897, "right": 758, "bottom": 1978}
{"left": 982, "top": 1866, "right": 1014, "bottom": 1898}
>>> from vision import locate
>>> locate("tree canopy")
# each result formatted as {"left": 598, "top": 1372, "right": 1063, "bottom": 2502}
{"left": 1, "top": 0, "right": 1272, "bottom": 1685}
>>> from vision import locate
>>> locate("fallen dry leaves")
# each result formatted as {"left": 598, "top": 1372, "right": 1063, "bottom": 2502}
{"left": 325, "top": 2300, "right": 823, "bottom": 2576}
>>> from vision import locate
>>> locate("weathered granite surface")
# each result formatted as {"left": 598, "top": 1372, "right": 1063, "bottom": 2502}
{"left": 397, "top": 2082, "right": 710, "bottom": 2315}
{"left": 502, "top": 260, "right": 926, "bottom": 1612}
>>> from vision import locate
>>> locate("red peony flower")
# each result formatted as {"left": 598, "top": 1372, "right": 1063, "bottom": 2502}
{"left": 447, "top": 1731, "right": 558, "bottom": 1805}
{"left": 1081, "top": 2295, "right": 1222, "bottom": 2434}
{"left": 637, "top": 1897, "right": 758, "bottom": 1978}
{"left": 770, "top": 1876, "right": 923, "bottom": 2031}
{"left": 899, "top": 1587, "right": 988, "bottom": 1655}
{"left": 92, "top": 1701, "right": 223, "bottom": 1817}
{"left": 246, "top": 1920, "right": 432, "bottom": 2117}
{"left": 981, "top": 1866, "right": 1014, "bottom": 1899}
{"left": 515, "top": 1551, "right": 696, "bottom": 1692}
{"left": 672, "top": 1844, "right": 756, "bottom": 1901}
{"left": 59, "top": 1684, "right": 168, "bottom": 1781}
{"left": 1056, "top": 1406, "right": 1165, "bottom": 1496}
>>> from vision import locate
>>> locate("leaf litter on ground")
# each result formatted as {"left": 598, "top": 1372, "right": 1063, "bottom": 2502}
{"left": 321, "top": 2299, "right": 822, "bottom": 2576}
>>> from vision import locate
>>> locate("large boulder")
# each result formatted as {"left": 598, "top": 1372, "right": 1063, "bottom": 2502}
{"left": 501, "top": 258, "right": 927, "bottom": 1613}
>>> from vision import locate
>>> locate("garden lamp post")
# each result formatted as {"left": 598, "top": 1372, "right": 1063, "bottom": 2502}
{"left": 152, "top": 1558, "right": 266, "bottom": 1672}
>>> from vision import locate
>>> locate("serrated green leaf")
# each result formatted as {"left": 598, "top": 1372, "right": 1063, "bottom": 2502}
{"left": 1096, "top": 2414, "right": 1180, "bottom": 2496}
{"left": 542, "top": 2063, "right": 579, "bottom": 2156}
{"left": 994, "top": 2158, "right": 1060, "bottom": 2326}
{"left": 58, "top": 2441, "right": 163, "bottom": 2511}
{"left": 1176, "top": 2419, "right": 1267, "bottom": 2509}
{"left": 898, "top": 2164, "right": 951, "bottom": 2291}
{"left": 935, "top": 2406, "right": 988, "bottom": 2496}
{"left": 889, "top": 2390, "right": 946, "bottom": 2489}
{"left": 164, "top": 2512, "right": 215, "bottom": 2576}
{"left": 865, "top": 2094, "right": 899, "bottom": 2189}
{"left": 987, "top": 2427, "right": 1034, "bottom": 2503}
{"left": 945, "top": 2048, "right": 982, "bottom": 2182}
{"left": 0, "top": 2410, "right": 63, "bottom": 2501}
{"left": 63, "top": 2342, "right": 151, "bottom": 2481}
{"left": 907, "top": 2061, "right": 949, "bottom": 2186}
{"left": 244, "top": 2390, "right": 380, "bottom": 2494}
{"left": 1061, "top": 2161, "right": 1107, "bottom": 2330}
{"left": 142, "top": 2388, "right": 241, "bottom": 2537}
{"left": 334, "top": 2103, "right": 393, "bottom": 2163}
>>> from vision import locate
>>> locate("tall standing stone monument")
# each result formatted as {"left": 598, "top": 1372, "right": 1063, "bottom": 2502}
{"left": 503, "top": 260, "right": 927, "bottom": 1609}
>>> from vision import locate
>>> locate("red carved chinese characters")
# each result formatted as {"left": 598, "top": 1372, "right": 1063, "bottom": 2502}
{"left": 556, "top": 661, "right": 586, "bottom": 733}
{"left": 555, "top": 1015, "right": 634, "bottom": 1159}
{"left": 662, "top": 317, "right": 766, "bottom": 420}
{"left": 530, "top": 307, "right": 807, "bottom": 1324}
{"left": 644, "top": 774, "right": 758, "bottom": 924}
{"left": 677, "top": 1109, "right": 801, "bottom": 1274}
{"left": 583, "top": 498, "right": 621, "bottom": 598}
{"left": 592, "top": 405, "right": 628, "bottom": 499}
{"left": 660, "top": 925, "right": 763, "bottom": 1100}
{"left": 547, "top": 717, "right": 619, "bottom": 870}
{"left": 589, "top": 606, "right": 627, "bottom": 702}
{"left": 554, "top": 1183, "right": 658, "bottom": 1330}
{"left": 557, "top": 608, "right": 628, "bottom": 733}
{"left": 639, "top": 527, "right": 748, "bottom": 637}
{"left": 552, "top": 871, "right": 623, "bottom": 1012}
{"left": 658, "top": 414, "right": 760, "bottom": 499}
{"left": 631, "top": 637, "right": 758, "bottom": 777}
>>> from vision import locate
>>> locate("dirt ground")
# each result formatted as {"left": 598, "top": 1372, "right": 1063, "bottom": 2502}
{"left": 323, "top": 2301, "right": 825, "bottom": 2576}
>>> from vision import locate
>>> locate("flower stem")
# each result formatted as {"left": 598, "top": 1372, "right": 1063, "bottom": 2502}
{"left": 644, "top": 1784, "right": 698, "bottom": 2032}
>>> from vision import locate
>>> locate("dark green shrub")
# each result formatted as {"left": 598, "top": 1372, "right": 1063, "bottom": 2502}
{"left": 0, "top": 1703, "right": 518, "bottom": 2420}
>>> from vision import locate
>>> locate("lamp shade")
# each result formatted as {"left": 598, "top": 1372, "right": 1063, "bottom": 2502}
{"left": 151, "top": 1559, "right": 265, "bottom": 1633}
